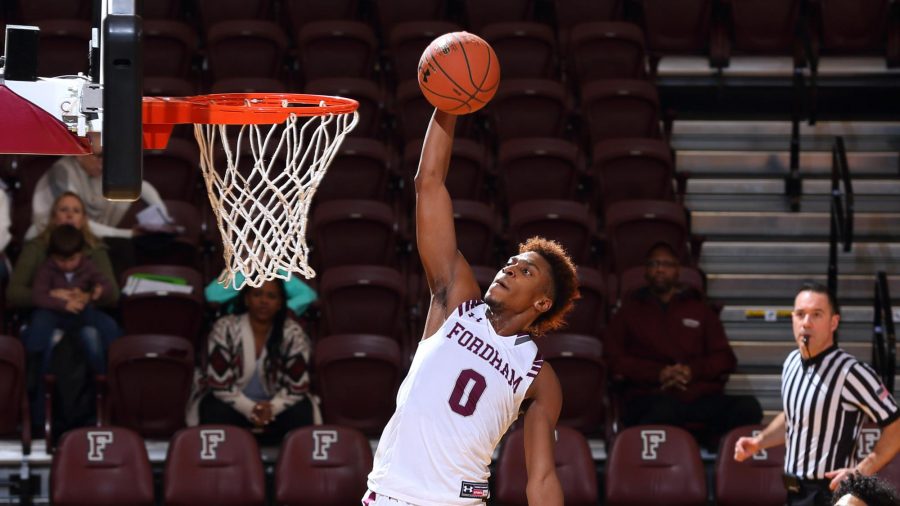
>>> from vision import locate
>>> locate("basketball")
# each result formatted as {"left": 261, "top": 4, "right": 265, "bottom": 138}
{"left": 417, "top": 31, "right": 501, "bottom": 115}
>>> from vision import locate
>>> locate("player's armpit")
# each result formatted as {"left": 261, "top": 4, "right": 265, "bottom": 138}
{"left": 523, "top": 363, "right": 563, "bottom": 506}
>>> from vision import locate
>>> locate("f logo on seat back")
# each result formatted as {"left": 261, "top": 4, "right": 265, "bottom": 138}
{"left": 87, "top": 431, "right": 114, "bottom": 461}
{"left": 751, "top": 430, "right": 769, "bottom": 461}
{"left": 312, "top": 430, "right": 339, "bottom": 460}
{"left": 640, "top": 430, "right": 667, "bottom": 460}
{"left": 856, "top": 428, "right": 881, "bottom": 460}
{"left": 200, "top": 429, "right": 226, "bottom": 460}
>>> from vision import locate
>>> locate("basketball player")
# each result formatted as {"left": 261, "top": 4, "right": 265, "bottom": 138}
{"left": 364, "top": 109, "right": 579, "bottom": 506}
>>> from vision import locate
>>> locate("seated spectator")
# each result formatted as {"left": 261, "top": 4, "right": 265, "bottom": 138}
{"left": 24, "top": 224, "right": 121, "bottom": 426}
{"left": 605, "top": 242, "right": 762, "bottom": 447}
{"left": 833, "top": 474, "right": 900, "bottom": 506}
{"left": 27, "top": 136, "right": 170, "bottom": 275}
{"left": 7, "top": 192, "right": 118, "bottom": 310}
{"left": 188, "top": 280, "right": 318, "bottom": 445}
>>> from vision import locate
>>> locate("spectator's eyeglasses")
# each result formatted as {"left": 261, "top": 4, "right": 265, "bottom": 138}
{"left": 646, "top": 259, "right": 678, "bottom": 269}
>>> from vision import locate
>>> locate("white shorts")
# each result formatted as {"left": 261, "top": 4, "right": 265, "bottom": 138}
{"left": 361, "top": 489, "right": 420, "bottom": 506}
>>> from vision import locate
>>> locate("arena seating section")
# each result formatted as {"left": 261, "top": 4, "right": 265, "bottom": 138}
{"left": 1, "top": 0, "right": 898, "bottom": 504}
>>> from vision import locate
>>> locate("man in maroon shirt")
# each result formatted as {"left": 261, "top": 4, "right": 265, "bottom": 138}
{"left": 606, "top": 242, "right": 761, "bottom": 446}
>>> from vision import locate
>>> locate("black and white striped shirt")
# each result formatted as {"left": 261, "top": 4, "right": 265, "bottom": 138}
{"left": 782, "top": 344, "right": 899, "bottom": 479}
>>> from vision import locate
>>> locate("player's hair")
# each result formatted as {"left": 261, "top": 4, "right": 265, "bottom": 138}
{"left": 48, "top": 224, "right": 85, "bottom": 258}
{"left": 798, "top": 281, "right": 840, "bottom": 315}
{"left": 518, "top": 236, "right": 579, "bottom": 337}
{"left": 832, "top": 473, "right": 900, "bottom": 506}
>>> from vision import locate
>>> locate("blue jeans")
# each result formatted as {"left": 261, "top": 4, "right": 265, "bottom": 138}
{"left": 23, "top": 307, "right": 121, "bottom": 426}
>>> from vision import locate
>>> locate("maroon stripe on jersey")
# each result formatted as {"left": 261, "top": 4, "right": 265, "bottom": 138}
{"left": 527, "top": 353, "right": 544, "bottom": 378}
{"left": 456, "top": 299, "right": 483, "bottom": 316}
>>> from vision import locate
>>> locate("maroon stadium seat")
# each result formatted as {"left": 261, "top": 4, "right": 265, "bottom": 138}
{"left": 463, "top": 0, "right": 537, "bottom": 32}
{"left": 590, "top": 138, "right": 674, "bottom": 210}
{"left": 0, "top": 336, "right": 31, "bottom": 455}
{"left": 375, "top": 0, "right": 450, "bottom": 34}
{"left": 16, "top": 0, "right": 90, "bottom": 22}
{"left": 143, "top": 20, "right": 197, "bottom": 78}
{"left": 567, "top": 266, "right": 608, "bottom": 336}
{"left": 119, "top": 200, "right": 202, "bottom": 267}
{"left": 51, "top": 427, "right": 154, "bottom": 506}
{"left": 402, "top": 138, "right": 492, "bottom": 202}
{"left": 119, "top": 265, "right": 204, "bottom": 346}
{"left": 569, "top": 22, "right": 646, "bottom": 84}
{"left": 311, "top": 200, "right": 399, "bottom": 269}
{"left": 101, "top": 335, "right": 194, "bottom": 439}
{"left": 581, "top": 80, "right": 661, "bottom": 145}
{"left": 555, "top": 0, "right": 623, "bottom": 49}
{"left": 319, "top": 265, "right": 406, "bottom": 337}
{"left": 640, "top": 0, "right": 721, "bottom": 68}
{"left": 164, "top": 425, "right": 265, "bottom": 506}
{"left": 315, "top": 334, "right": 403, "bottom": 436}
{"left": 8, "top": 156, "right": 58, "bottom": 248}
{"left": 508, "top": 200, "right": 595, "bottom": 265}
{"left": 388, "top": 21, "right": 463, "bottom": 84}
{"left": 537, "top": 334, "right": 607, "bottom": 435}
{"left": 811, "top": 0, "right": 896, "bottom": 63}
{"left": 142, "top": 0, "right": 183, "bottom": 20}
{"left": 284, "top": 0, "right": 361, "bottom": 30}
{"left": 209, "top": 77, "right": 289, "bottom": 93}
{"left": 482, "top": 22, "right": 558, "bottom": 79}
{"left": 452, "top": 200, "right": 501, "bottom": 266}
{"left": 142, "top": 137, "right": 200, "bottom": 203}
{"left": 498, "top": 138, "right": 584, "bottom": 205}
{"left": 715, "top": 425, "right": 787, "bottom": 506}
{"left": 722, "top": 0, "right": 805, "bottom": 66}
{"left": 606, "top": 425, "right": 707, "bottom": 506}
{"left": 304, "top": 78, "right": 385, "bottom": 138}
{"left": 35, "top": 20, "right": 92, "bottom": 77}
{"left": 489, "top": 79, "right": 571, "bottom": 141}
{"left": 403, "top": 139, "right": 491, "bottom": 201}
{"left": 604, "top": 199, "right": 689, "bottom": 273}
{"left": 144, "top": 77, "right": 197, "bottom": 97}
{"left": 494, "top": 426, "right": 598, "bottom": 505}
{"left": 193, "top": 0, "right": 271, "bottom": 30}
{"left": 205, "top": 20, "right": 289, "bottom": 81}
{"left": 315, "top": 138, "right": 393, "bottom": 202}
{"left": 275, "top": 425, "right": 373, "bottom": 506}
{"left": 295, "top": 21, "right": 378, "bottom": 81}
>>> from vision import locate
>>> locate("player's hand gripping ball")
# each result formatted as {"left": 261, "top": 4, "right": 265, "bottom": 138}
{"left": 417, "top": 31, "right": 501, "bottom": 115}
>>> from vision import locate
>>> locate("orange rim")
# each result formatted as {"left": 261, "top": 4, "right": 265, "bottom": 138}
{"left": 142, "top": 93, "right": 359, "bottom": 149}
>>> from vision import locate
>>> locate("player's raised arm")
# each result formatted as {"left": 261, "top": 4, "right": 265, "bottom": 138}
{"left": 414, "top": 109, "right": 479, "bottom": 327}
{"left": 523, "top": 363, "right": 564, "bottom": 506}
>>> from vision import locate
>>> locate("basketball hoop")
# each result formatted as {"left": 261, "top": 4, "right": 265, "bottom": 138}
{"left": 143, "top": 93, "right": 359, "bottom": 289}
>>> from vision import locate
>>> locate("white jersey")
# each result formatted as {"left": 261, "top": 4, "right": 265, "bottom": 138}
{"left": 368, "top": 300, "right": 543, "bottom": 505}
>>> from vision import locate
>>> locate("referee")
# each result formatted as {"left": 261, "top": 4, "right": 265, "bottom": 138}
{"left": 733, "top": 283, "right": 900, "bottom": 506}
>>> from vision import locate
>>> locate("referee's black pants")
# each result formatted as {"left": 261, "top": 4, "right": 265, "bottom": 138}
{"left": 786, "top": 480, "right": 833, "bottom": 506}
{"left": 623, "top": 393, "right": 763, "bottom": 447}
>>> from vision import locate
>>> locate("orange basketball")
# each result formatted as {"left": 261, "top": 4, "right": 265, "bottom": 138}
{"left": 417, "top": 31, "right": 501, "bottom": 115}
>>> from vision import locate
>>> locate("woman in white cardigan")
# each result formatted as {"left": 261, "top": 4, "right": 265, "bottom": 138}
{"left": 197, "top": 279, "right": 317, "bottom": 444}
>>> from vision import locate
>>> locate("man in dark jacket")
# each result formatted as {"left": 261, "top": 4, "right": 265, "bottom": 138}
{"left": 606, "top": 242, "right": 762, "bottom": 445}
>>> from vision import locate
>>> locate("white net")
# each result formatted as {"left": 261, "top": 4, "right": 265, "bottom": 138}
{"left": 195, "top": 107, "right": 358, "bottom": 289}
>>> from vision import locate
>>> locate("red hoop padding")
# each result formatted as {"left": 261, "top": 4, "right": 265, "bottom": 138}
{"left": 142, "top": 93, "right": 359, "bottom": 150}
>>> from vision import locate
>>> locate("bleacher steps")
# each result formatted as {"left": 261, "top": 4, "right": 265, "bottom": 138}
{"left": 692, "top": 211, "right": 899, "bottom": 239}
{"left": 707, "top": 273, "right": 900, "bottom": 304}
{"left": 700, "top": 241, "right": 900, "bottom": 275}
{"left": 676, "top": 150, "right": 899, "bottom": 178}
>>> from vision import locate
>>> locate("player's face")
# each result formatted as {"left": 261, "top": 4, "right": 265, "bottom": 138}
{"left": 244, "top": 281, "right": 284, "bottom": 323}
{"left": 645, "top": 248, "right": 680, "bottom": 294}
{"left": 791, "top": 291, "right": 839, "bottom": 358}
{"left": 485, "top": 252, "right": 552, "bottom": 312}
{"left": 53, "top": 195, "right": 86, "bottom": 229}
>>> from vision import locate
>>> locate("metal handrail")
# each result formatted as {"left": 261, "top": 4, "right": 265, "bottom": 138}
{"left": 827, "top": 137, "right": 854, "bottom": 304}
{"left": 873, "top": 271, "right": 896, "bottom": 393}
